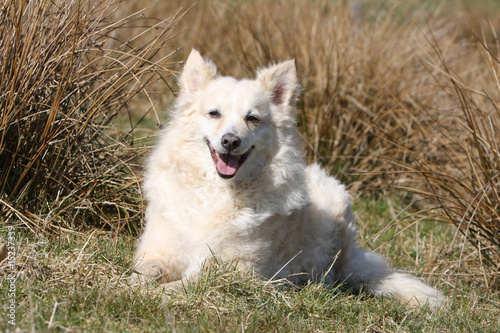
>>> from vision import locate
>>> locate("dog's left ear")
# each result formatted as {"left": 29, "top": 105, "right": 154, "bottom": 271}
{"left": 257, "top": 60, "right": 299, "bottom": 106}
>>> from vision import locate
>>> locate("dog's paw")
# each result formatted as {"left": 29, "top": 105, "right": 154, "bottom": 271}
{"left": 160, "top": 279, "right": 186, "bottom": 292}
{"left": 126, "top": 259, "right": 165, "bottom": 286}
{"left": 125, "top": 272, "right": 156, "bottom": 286}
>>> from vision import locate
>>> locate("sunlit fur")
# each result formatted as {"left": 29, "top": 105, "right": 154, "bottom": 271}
{"left": 130, "top": 49, "right": 444, "bottom": 308}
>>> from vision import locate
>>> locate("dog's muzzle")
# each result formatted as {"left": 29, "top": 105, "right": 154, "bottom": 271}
{"left": 206, "top": 138, "right": 253, "bottom": 179}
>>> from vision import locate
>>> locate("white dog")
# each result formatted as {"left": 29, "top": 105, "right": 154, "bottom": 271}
{"left": 130, "top": 49, "right": 444, "bottom": 308}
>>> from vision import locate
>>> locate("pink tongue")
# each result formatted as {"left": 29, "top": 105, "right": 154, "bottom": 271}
{"left": 216, "top": 153, "right": 239, "bottom": 176}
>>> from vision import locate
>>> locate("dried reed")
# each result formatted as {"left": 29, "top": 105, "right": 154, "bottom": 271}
{"left": 0, "top": 0, "right": 181, "bottom": 235}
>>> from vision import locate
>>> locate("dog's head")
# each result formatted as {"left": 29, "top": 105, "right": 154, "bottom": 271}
{"left": 175, "top": 49, "right": 300, "bottom": 180}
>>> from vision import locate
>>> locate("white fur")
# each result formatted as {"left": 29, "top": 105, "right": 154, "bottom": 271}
{"left": 130, "top": 49, "right": 444, "bottom": 308}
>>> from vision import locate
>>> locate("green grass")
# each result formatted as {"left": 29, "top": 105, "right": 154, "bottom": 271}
{"left": 1, "top": 201, "right": 499, "bottom": 332}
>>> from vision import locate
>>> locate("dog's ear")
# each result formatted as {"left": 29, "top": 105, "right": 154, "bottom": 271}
{"left": 179, "top": 49, "right": 217, "bottom": 94}
{"left": 257, "top": 60, "right": 299, "bottom": 106}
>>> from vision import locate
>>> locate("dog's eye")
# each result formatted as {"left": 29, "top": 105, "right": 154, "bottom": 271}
{"left": 246, "top": 115, "right": 260, "bottom": 124}
{"left": 208, "top": 109, "right": 221, "bottom": 119}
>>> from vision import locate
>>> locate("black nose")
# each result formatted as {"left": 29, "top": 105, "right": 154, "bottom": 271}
{"left": 221, "top": 133, "right": 241, "bottom": 152}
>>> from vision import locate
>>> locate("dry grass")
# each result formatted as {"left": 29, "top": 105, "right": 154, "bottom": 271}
{"left": 0, "top": 0, "right": 182, "bottom": 235}
{"left": 389, "top": 30, "right": 500, "bottom": 288}
{"left": 2, "top": 228, "right": 498, "bottom": 332}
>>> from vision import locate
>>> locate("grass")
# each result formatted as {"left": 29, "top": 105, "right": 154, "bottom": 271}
{"left": 1, "top": 0, "right": 500, "bottom": 331}
{"left": 1, "top": 215, "right": 499, "bottom": 332}
{"left": 0, "top": 0, "right": 182, "bottom": 235}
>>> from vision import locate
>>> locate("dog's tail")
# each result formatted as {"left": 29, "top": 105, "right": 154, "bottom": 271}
{"left": 338, "top": 247, "right": 445, "bottom": 308}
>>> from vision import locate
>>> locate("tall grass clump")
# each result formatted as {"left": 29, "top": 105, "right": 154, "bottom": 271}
{"left": 394, "top": 31, "right": 500, "bottom": 287}
{"left": 0, "top": 0, "right": 180, "bottom": 235}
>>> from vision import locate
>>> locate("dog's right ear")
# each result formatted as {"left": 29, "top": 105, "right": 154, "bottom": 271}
{"left": 179, "top": 49, "right": 217, "bottom": 94}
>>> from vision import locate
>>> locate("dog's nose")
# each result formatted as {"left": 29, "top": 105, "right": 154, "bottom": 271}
{"left": 221, "top": 133, "right": 241, "bottom": 152}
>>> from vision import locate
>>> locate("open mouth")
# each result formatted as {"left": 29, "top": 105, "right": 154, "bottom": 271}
{"left": 207, "top": 140, "right": 253, "bottom": 179}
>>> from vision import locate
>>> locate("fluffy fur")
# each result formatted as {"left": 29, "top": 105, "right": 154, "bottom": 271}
{"left": 129, "top": 49, "right": 444, "bottom": 308}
